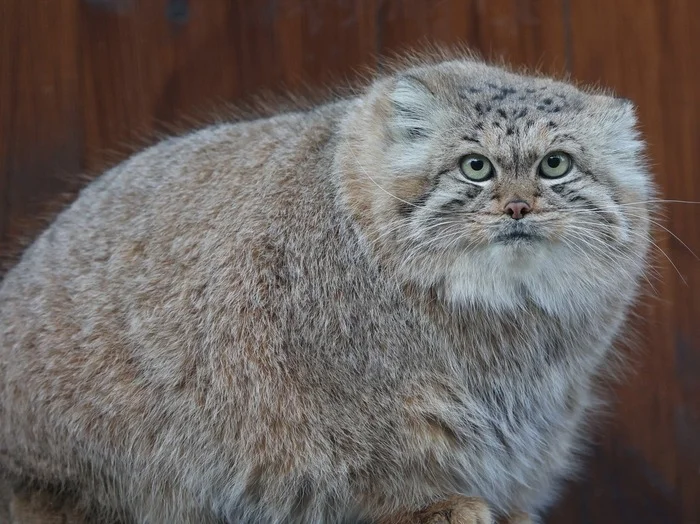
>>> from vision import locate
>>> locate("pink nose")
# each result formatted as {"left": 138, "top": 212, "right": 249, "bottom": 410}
{"left": 504, "top": 200, "right": 531, "bottom": 220}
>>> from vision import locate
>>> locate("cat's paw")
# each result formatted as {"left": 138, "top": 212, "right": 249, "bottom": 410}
{"left": 416, "top": 495, "right": 492, "bottom": 524}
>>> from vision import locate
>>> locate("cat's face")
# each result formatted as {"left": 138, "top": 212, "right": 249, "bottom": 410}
{"left": 346, "top": 60, "right": 654, "bottom": 315}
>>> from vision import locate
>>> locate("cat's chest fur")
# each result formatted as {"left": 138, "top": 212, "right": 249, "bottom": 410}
{"left": 387, "top": 307, "right": 596, "bottom": 513}
{"left": 276, "top": 255, "right": 604, "bottom": 515}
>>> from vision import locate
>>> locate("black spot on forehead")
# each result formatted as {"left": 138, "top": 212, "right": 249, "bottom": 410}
{"left": 488, "top": 84, "right": 518, "bottom": 101}
{"left": 513, "top": 108, "right": 528, "bottom": 119}
{"left": 458, "top": 81, "right": 584, "bottom": 129}
{"left": 460, "top": 86, "right": 482, "bottom": 97}
{"left": 474, "top": 102, "right": 493, "bottom": 115}
{"left": 537, "top": 103, "right": 564, "bottom": 114}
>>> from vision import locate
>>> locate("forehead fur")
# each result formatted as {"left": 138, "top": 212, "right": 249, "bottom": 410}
{"left": 384, "top": 58, "right": 650, "bottom": 196}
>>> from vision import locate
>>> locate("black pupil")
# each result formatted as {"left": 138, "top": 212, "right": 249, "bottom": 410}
{"left": 547, "top": 156, "right": 561, "bottom": 168}
{"left": 470, "top": 159, "right": 484, "bottom": 171}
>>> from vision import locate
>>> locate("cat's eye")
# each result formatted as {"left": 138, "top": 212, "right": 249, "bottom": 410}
{"left": 459, "top": 154, "right": 493, "bottom": 182}
{"left": 539, "top": 151, "right": 573, "bottom": 179}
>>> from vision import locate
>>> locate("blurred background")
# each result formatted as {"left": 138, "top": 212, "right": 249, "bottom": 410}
{"left": 1, "top": 1, "right": 698, "bottom": 522}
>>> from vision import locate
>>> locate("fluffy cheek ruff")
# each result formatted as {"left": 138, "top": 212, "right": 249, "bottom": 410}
{"left": 391, "top": 212, "right": 649, "bottom": 319}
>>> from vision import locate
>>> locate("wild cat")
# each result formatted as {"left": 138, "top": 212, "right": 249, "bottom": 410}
{"left": 0, "top": 48, "right": 653, "bottom": 523}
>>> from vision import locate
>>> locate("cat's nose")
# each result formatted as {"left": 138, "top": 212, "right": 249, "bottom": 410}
{"left": 504, "top": 200, "right": 531, "bottom": 220}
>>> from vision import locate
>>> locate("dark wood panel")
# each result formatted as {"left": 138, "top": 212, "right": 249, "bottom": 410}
{"left": 79, "top": 0, "right": 380, "bottom": 172}
{"left": 1, "top": 1, "right": 699, "bottom": 522}
{"left": 0, "top": 0, "right": 82, "bottom": 258}
{"left": 377, "top": 0, "right": 566, "bottom": 74}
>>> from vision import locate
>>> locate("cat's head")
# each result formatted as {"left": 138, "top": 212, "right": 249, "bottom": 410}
{"left": 338, "top": 58, "right": 654, "bottom": 316}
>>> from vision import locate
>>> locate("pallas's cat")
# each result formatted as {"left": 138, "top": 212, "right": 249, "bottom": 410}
{"left": 0, "top": 50, "right": 653, "bottom": 523}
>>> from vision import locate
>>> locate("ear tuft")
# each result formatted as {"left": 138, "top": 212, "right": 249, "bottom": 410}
{"left": 389, "top": 76, "right": 438, "bottom": 141}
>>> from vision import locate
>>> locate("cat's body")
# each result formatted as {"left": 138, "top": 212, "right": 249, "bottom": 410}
{"left": 0, "top": 52, "right": 652, "bottom": 523}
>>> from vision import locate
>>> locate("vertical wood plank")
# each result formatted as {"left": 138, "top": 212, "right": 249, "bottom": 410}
{"left": 377, "top": 0, "right": 566, "bottom": 75}
{"left": 0, "top": 0, "right": 81, "bottom": 255}
{"left": 0, "top": 0, "right": 14, "bottom": 253}
{"left": 471, "top": 0, "right": 568, "bottom": 74}
{"left": 79, "top": 0, "right": 180, "bottom": 170}
{"left": 378, "top": 0, "right": 477, "bottom": 54}
{"left": 78, "top": 0, "right": 380, "bottom": 173}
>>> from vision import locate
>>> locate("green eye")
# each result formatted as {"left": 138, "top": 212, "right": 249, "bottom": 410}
{"left": 459, "top": 154, "right": 493, "bottom": 181}
{"left": 539, "top": 151, "right": 573, "bottom": 178}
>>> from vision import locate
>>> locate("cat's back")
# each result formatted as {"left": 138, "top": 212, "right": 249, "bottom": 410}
{"left": 0, "top": 100, "right": 348, "bottom": 319}
{"left": 0, "top": 100, "right": 355, "bottom": 508}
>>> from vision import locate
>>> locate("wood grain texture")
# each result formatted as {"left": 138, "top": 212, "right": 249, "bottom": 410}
{"left": 1, "top": 1, "right": 698, "bottom": 522}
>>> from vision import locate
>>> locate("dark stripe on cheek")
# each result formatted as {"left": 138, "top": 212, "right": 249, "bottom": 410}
{"left": 583, "top": 168, "right": 625, "bottom": 207}
{"left": 440, "top": 198, "right": 467, "bottom": 213}
{"left": 551, "top": 184, "right": 593, "bottom": 206}
{"left": 587, "top": 204, "right": 617, "bottom": 225}
{"left": 397, "top": 177, "right": 439, "bottom": 217}
{"left": 583, "top": 169, "right": 598, "bottom": 181}
{"left": 554, "top": 189, "right": 619, "bottom": 225}
{"left": 461, "top": 183, "right": 483, "bottom": 199}
{"left": 550, "top": 182, "right": 575, "bottom": 197}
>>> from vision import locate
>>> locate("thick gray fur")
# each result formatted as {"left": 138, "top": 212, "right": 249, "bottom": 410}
{"left": 0, "top": 50, "right": 654, "bottom": 523}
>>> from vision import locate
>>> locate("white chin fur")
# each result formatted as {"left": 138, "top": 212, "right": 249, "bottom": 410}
{"left": 444, "top": 242, "right": 633, "bottom": 317}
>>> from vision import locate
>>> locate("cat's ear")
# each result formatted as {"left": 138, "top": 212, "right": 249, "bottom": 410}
{"left": 592, "top": 94, "right": 639, "bottom": 129}
{"left": 612, "top": 97, "right": 639, "bottom": 128}
{"left": 600, "top": 96, "right": 643, "bottom": 148}
{"left": 388, "top": 75, "right": 440, "bottom": 141}
{"left": 591, "top": 95, "right": 649, "bottom": 194}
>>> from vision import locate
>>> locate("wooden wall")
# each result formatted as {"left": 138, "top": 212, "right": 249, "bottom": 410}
{"left": 1, "top": 1, "right": 699, "bottom": 522}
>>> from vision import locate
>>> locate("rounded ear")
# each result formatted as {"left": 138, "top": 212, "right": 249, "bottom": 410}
{"left": 615, "top": 97, "right": 640, "bottom": 128}
{"left": 591, "top": 94, "right": 639, "bottom": 128}
{"left": 388, "top": 75, "right": 440, "bottom": 141}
